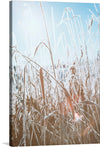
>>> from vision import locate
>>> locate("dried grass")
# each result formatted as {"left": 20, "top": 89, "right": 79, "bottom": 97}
{"left": 10, "top": 2, "right": 100, "bottom": 146}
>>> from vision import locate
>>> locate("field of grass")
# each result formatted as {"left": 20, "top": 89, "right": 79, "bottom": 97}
{"left": 10, "top": 2, "right": 100, "bottom": 146}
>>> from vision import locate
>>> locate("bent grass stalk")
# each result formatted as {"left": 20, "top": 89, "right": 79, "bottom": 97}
{"left": 40, "top": 2, "right": 56, "bottom": 78}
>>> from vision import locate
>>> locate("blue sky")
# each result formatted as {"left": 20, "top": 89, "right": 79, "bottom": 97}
{"left": 12, "top": 1, "right": 100, "bottom": 66}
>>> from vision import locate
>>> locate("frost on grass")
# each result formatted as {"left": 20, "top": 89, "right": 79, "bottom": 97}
{"left": 10, "top": 2, "right": 100, "bottom": 146}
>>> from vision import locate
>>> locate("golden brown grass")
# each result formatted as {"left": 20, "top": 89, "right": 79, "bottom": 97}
{"left": 10, "top": 2, "right": 100, "bottom": 146}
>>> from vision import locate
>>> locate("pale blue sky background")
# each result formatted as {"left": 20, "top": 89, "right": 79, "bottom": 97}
{"left": 12, "top": 1, "right": 100, "bottom": 66}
